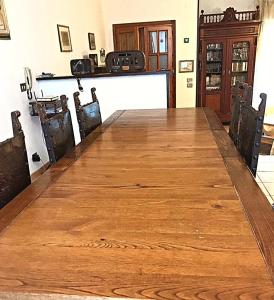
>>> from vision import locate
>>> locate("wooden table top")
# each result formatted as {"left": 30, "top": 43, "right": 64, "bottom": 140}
{"left": 0, "top": 108, "right": 274, "bottom": 299}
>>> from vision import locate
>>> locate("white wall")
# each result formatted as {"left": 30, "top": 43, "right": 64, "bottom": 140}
{"left": 253, "top": 8, "right": 274, "bottom": 119}
{"left": 100, "top": 0, "right": 199, "bottom": 108}
{"left": 38, "top": 74, "right": 168, "bottom": 145}
{"left": 0, "top": 0, "right": 106, "bottom": 173}
{"left": 199, "top": 0, "right": 256, "bottom": 13}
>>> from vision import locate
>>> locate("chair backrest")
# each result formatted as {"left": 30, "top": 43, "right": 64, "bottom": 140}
{"left": 0, "top": 111, "right": 31, "bottom": 208}
{"left": 73, "top": 87, "right": 102, "bottom": 141}
{"left": 37, "top": 95, "right": 75, "bottom": 163}
{"left": 238, "top": 93, "right": 267, "bottom": 176}
{"left": 229, "top": 82, "right": 254, "bottom": 147}
{"left": 229, "top": 82, "right": 244, "bottom": 146}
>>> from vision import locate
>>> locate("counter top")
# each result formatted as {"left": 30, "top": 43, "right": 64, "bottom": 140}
{"left": 36, "top": 70, "right": 170, "bottom": 81}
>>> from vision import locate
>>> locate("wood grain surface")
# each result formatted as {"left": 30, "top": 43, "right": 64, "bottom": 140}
{"left": 204, "top": 108, "right": 274, "bottom": 281}
{"left": 0, "top": 108, "right": 274, "bottom": 299}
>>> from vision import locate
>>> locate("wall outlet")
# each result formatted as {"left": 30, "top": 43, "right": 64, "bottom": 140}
{"left": 187, "top": 83, "right": 193, "bottom": 88}
{"left": 20, "top": 83, "right": 26, "bottom": 92}
{"left": 32, "top": 152, "right": 41, "bottom": 162}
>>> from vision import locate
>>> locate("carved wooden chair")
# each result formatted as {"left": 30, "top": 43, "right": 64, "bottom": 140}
{"left": 73, "top": 87, "right": 102, "bottom": 141}
{"left": 0, "top": 111, "right": 31, "bottom": 208}
{"left": 37, "top": 95, "right": 75, "bottom": 164}
{"left": 229, "top": 82, "right": 244, "bottom": 147}
{"left": 238, "top": 92, "right": 267, "bottom": 176}
{"left": 229, "top": 82, "right": 253, "bottom": 147}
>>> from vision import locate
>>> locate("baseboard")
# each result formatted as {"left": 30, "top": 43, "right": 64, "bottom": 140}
{"left": 31, "top": 162, "right": 50, "bottom": 182}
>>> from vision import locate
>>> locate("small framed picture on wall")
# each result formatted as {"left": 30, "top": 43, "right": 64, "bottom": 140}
{"left": 179, "top": 60, "right": 194, "bottom": 73}
{"left": 0, "top": 0, "right": 10, "bottom": 39}
{"left": 57, "top": 24, "right": 72, "bottom": 52}
{"left": 88, "top": 33, "right": 96, "bottom": 50}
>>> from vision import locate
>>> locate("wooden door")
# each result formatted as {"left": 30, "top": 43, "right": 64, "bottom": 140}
{"left": 144, "top": 25, "right": 174, "bottom": 107}
{"left": 113, "top": 25, "right": 138, "bottom": 51}
{"left": 200, "top": 38, "right": 227, "bottom": 120}
{"left": 113, "top": 21, "right": 176, "bottom": 108}
{"left": 143, "top": 26, "right": 173, "bottom": 72}
{"left": 225, "top": 37, "right": 257, "bottom": 120}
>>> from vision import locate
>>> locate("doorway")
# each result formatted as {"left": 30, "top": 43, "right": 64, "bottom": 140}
{"left": 113, "top": 20, "right": 176, "bottom": 108}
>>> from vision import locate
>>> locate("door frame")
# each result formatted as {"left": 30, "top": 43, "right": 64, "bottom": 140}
{"left": 113, "top": 20, "right": 176, "bottom": 108}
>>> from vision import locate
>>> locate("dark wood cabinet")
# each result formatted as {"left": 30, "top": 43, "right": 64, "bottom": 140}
{"left": 199, "top": 7, "right": 261, "bottom": 122}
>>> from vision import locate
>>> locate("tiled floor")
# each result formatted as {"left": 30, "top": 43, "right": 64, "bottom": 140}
{"left": 256, "top": 155, "right": 274, "bottom": 208}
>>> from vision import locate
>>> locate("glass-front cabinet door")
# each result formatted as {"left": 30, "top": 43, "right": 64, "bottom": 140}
{"left": 200, "top": 39, "right": 226, "bottom": 119}
{"left": 200, "top": 37, "right": 256, "bottom": 122}
{"left": 225, "top": 37, "right": 256, "bottom": 116}
{"left": 205, "top": 43, "right": 224, "bottom": 91}
{"left": 230, "top": 41, "right": 250, "bottom": 87}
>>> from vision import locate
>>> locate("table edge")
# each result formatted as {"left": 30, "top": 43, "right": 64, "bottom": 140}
{"left": 203, "top": 107, "right": 274, "bottom": 282}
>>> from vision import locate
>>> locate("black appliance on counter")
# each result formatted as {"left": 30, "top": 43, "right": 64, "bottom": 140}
{"left": 105, "top": 50, "right": 145, "bottom": 73}
{"left": 70, "top": 59, "right": 94, "bottom": 76}
{"left": 70, "top": 59, "right": 107, "bottom": 76}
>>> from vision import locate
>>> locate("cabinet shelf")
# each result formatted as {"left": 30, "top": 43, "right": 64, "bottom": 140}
{"left": 207, "top": 48, "right": 223, "bottom": 51}
{"left": 206, "top": 87, "right": 221, "bottom": 91}
{"left": 232, "top": 46, "right": 249, "bottom": 49}
{"left": 206, "top": 72, "right": 222, "bottom": 75}
{"left": 231, "top": 71, "right": 248, "bottom": 74}
{"left": 232, "top": 59, "right": 248, "bottom": 62}
{"left": 206, "top": 60, "right": 222, "bottom": 63}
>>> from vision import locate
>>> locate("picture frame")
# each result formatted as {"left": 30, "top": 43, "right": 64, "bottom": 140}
{"left": 88, "top": 53, "right": 98, "bottom": 66}
{"left": 179, "top": 60, "right": 194, "bottom": 73}
{"left": 0, "top": 0, "right": 10, "bottom": 39}
{"left": 88, "top": 33, "right": 96, "bottom": 50}
{"left": 57, "top": 24, "right": 72, "bottom": 52}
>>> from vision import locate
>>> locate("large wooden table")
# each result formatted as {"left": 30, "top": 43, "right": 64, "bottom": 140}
{"left": 0, "top": 108, "right": 274, "bottom": 299}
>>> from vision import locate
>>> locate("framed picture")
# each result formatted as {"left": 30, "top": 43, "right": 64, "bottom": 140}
{"left": 88, "top": 33, "right": 96, "bottom": 50}
{"left": 88, "top": 54, "right": 98, "bottom": 66}
{"left": 0, "top": 0, "right": 10, "bottom": 39}
{"left": 179, "top": 60, "right": 194, "bottom": 73}
{"left": 57, "top": 24, "right": 72, "bottom": 52}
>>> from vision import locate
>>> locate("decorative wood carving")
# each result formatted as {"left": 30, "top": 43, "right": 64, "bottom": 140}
{"left": 200, "top": 6, "right": 260, "bottom": 25}
{"left": 11, "top": 110, "right": 22, "bottom": 136}
{"left": 91, "top": 87, "right": 98, "bottom": 102}
{"left": 221, "top": 7, "right": 239, "bottom": 23}
{"left": 60, "top": 95, "right": 69, "bottom": 112}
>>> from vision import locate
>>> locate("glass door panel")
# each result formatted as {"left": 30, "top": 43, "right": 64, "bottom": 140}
{"left": 160, "top": 54, "right": 168, "bottom": 70}
{"left": 206, "top": 43, "right": 224, "bottom": 91}
{"left": 149, "top": 55, "right": 157, "bottom": 71}
{"left": 149, "top": 32, "right": 157, "bottom": 53}
{"left": 145, "top": 26, "right": 172, "bottom": 72}
{"left": 231, "top": 41, "right": 249, "bottom": 86}
{"left": 159, "top": 31, "right": 168, "bottom": 53}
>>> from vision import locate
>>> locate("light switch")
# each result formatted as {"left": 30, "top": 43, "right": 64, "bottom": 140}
{"left": 187, "top": 78, "right": 193, "bottom": 88}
